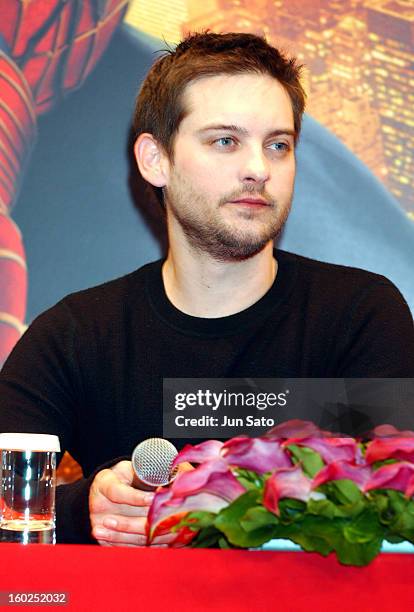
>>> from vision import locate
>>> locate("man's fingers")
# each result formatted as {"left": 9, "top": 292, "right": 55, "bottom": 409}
{"left": 89, "top": 460, "right": 182, "bottom": 547}
{"left": 94, "top": 536, "right": 168, "bottom": 548}
{"left": 102, "top": 515, "right": 147, "bottom": 534}
{"left": 95, "top": 469, "right": 154, "bottom": 506}
{"left": 93, "top": 527, "right": 148, "bottom": 546}
{"left": 94, "top": 502, "right": 149, "bottom": 518}
{"left": 100, "top": 515, "right": 180, "bottom": 545}
{"left": 110, "top": 460, "right": 137, "bottom": 485}
{"left": 93, "top": 523, "right": 178, "bottom": 547}
{"left": 103, "top": 480, "right": 154, "bottom": 506}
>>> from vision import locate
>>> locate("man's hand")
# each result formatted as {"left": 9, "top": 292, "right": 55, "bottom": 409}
{"left": 89, "top": 460, "right": 177, "bottom": 547}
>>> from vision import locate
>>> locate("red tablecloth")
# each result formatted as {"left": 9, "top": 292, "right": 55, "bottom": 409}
{"left": 0, "top": 545, "right": 412, "bottom": 611}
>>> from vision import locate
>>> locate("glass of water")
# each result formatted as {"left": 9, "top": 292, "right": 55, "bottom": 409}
{"left": 0, "top": 433, "right": 60, "bottom": 544}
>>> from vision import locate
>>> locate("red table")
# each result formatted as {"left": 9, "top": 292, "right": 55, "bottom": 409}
{"left": 0, "top": 545, "right": 412, "bottom": 611}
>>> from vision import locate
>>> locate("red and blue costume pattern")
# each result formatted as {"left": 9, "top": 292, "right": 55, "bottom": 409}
{"left": 0, "top": 0, "right": 129, "bottom": 364}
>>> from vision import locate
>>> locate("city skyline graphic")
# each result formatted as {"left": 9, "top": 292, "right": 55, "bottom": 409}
{"left": 125, "top": 0, "right": 414, "bottom": 219}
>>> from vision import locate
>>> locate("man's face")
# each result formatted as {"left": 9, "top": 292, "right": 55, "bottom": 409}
{"left": 162, "top": 72, "right": 296, "bottom": 260}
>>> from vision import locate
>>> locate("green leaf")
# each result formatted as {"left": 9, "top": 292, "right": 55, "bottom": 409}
{"left": 183, "top": 511, "right": 217, "bottom": 529}
{"left": 385, "top": 489, "right": 407, "bottom": 512}
{"left": 276, "top": 515, "right": 382, "bottom": 566}
{"left": 214, "top": 491, "right": 277, "bottom": 548}
{"left": 370, "top": 490, "right": 414, "bottom": 542}
{"left": 191, "top": 525, "right": 223, "bottom": 548}
{"left": 385, "top": 535, "right": 405, "bottom": 544}
{"left": 240, "top": 506, "right": 279, "bottom": 532}
{"left": 307, "top": 498, "right": 337, "bottom": 519}
{"left": 287, "top": 444, "right": 325, "bottom": 478}
{"left": 218, "top": 537, "right": 233, "bottom": 549}
{"left": 278, "top": 498, "right": 307, "bottom": 523}
{"left": 372, "top": 458, "right": 399, "bottom": 470}
{"left": 343, "top": 509, "right": 384, "bottom": 544}
{"left": 273, "top": 516, "right": 337, "bottom": 557}
{"left": 387, "top": 495, "right": 414, "bottom": 543}
{"left": 369, "top": 491, "right": 398, "bottom": 526}
{"left": 307, "top": 498, "right": 366, "bottom": 520}
{"left": 320, "top": 480, "right": 363, "bottom": 505}
{"left": 369, "top": 491, "right": 389, "bottom": 515}
{"left": 334, "top": 537, "right": 383, "bottom": 566}
{"left": 234, "top": 469, "right": 265, "bottom": 492}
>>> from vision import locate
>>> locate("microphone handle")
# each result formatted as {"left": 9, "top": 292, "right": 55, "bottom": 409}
{"left": 131, "top": 472, "right": 158, "bottom": 491}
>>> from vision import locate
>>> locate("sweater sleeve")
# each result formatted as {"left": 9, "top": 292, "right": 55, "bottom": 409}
{"left": 0, "top": 301, "right": 81, "bottom": 449}
{"left": 56, "top": 477, "right": 95, "bottom": 543}
{"left": 0, "top": 301, "right": 95, "bottom": 543}
{"left": 335, "top": 279, "right": 414, "bottom": 377}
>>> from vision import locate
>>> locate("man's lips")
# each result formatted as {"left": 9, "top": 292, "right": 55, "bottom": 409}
{"left": 228, "top": 198, "right": 270, "bottom": 206}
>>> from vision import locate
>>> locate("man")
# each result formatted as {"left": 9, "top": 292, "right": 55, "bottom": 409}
{"left": 0, "top": 32, "right": 413, "bottom": 545}
{"left": 11, "top": 25, "right": 414, "bottom": 329}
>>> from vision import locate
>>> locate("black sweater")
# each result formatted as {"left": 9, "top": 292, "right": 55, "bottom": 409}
{"left": 1, "top": 250, "right": 413, "bottom": 542}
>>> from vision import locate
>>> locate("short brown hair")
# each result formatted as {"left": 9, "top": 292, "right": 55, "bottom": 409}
{"left": 133, "top": 31, "right": 306, "bottom": 204}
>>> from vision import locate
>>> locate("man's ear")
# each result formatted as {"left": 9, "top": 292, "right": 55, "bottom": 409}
{"left": 134, "top": 133, "right": 169, "bottom": 187}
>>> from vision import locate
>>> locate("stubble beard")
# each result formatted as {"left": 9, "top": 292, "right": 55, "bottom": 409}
{"left": 164, "top": 174, "right": 293, "bottom": 262}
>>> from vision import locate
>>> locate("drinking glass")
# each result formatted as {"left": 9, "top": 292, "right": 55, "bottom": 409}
{"left": 0, "top": 433, "right": 60, "bottom": 544}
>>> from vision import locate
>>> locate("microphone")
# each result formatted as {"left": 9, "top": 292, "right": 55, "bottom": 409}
{"left": 131, "top": 438, "right": 179, "bottom": 490}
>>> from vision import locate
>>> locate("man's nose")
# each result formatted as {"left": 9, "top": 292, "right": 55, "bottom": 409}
{"left": 238, "top": 146, "right": 270, "bottom": 184}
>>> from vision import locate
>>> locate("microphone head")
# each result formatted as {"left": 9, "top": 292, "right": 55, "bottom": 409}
{"left": 131, "top": 438, "right": 179, "bottom": 488}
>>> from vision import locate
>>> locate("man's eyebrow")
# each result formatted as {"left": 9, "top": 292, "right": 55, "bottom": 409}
{"left": 266, "top": 128, "right": 296, "bottom": 138}
{"left": 196, "top": 124, "right": 296, "bottom": 138}
{"left": 197, "top": 124, "right": 249, "bottom": 135}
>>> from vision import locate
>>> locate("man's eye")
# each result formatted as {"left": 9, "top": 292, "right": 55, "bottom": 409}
{"left": 214, "top": 137, "right": 236, "bottom": 147}
{"left": 269, "top": 142, "right": 290, "bottom": 152}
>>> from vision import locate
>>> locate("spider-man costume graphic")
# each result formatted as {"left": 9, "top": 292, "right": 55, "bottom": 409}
{"left": 0, "top": 0, "right": 129, "bottom": 365}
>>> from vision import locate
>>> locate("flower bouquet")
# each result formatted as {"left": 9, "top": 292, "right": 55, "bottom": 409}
{"left": 147, "top": 420, "right": 414, "bottom": 566}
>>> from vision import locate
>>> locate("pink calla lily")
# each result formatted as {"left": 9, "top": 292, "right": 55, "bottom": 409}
{"left": 404, "top": 474, "right": 414, "bottom": 498}
{"left": 148, "top": 466, "right": 246, "bottom": 543}
{"left": 312, "top": 461, "right": 372, "bottom": 489}
{"left": 365, "top": 438, "right": 414, "bottom": 464}
{"left": 263, "top": 464, "right": 313, "bottom": 516}
{"left": 171, "top": 460, "right": 244, "bottom": 500}
{"left": 172, "top": 440, "right": 223, "bottom": 468}
{"left": 147, "top": 419, "right": 414, "bottom": 558}
{"left": 364, "top": 462, "right": 414, "bottom": 495}
{"left": 370, "top": 425, "right": 414, "bottom": 438}
{"left": 284, "top": 437, "right": 363, "bottom": 465}
{"left": 265, "top": 419, "right": 332, "bottom": 440}
{"left": 148, "top": 488, "right": 230, "bottom": 541}
{"left": 221, "top": 436, "right": 292, "bottom": 474}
